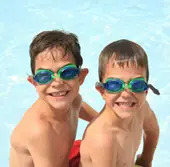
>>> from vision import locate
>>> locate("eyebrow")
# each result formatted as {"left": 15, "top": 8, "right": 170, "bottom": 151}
{"left": 36, "top": 68, "right": 53, "bottom": 71}
{"left": 105, "top": 76, "right": 145, "bottom": 83}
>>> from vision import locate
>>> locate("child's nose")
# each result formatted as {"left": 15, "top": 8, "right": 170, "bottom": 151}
{"left": 121, "top": 85, "right": 132, "bottom": 95}
{"left": 51, "top": 75, "right": 64, "bottom": 85}
{"left": 54, "top": 75, "right": 64, "bottom": 82}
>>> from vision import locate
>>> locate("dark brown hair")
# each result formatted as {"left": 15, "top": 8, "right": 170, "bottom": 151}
{"left": 29, "top": 30, "right": 82, "bottom": 74}
{"left": 98, "top": 39, "right": 149, "bottom": 82}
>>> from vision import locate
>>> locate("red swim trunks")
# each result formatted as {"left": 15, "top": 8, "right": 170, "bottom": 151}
{"left": 69, "top": 140, "right": 81, "bottom": 167}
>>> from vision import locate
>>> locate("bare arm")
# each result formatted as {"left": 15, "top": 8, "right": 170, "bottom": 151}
{"left": 72, "top": 93, "right": 98, "bottom": 122}
{"left": 79, "top": 101, "right": 98, "bottom": 122}
{"left": 136, "top": 102, "right": 159, "bottom": 167}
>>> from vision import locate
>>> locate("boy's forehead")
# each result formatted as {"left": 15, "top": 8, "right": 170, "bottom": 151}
{"left": 104, "top": 60, "right": 147, "bottom": 80}
{"left": 106, "top": 57, "right": 146, "bottom": 71}
{"left": 35, "top": 47, "right": 74, "bottom": 62}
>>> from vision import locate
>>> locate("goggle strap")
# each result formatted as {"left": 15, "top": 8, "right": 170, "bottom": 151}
{"left": 148, "top": 84, "right": 160, "bottom": 95}
{"left": 95, "top": 82, "right": 104, "bottom": 88}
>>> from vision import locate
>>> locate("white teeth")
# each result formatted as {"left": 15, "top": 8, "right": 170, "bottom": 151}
{"left": 51, "top": 91, "right": 67, "bottom": 97}
{"left": 59, "top": 92, "right": 67, "bottom": 96}
{"left": 117, "top": 102, "right": 134, "bottom": 107}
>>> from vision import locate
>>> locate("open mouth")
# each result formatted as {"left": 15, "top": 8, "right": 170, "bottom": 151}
{"left": 48, "top": 91, "right": 69, "bottom": 97}
{"left": 115, "top": 102, "right": 136, "bottom": 107}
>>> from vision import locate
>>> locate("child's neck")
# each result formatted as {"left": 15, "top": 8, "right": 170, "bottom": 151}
{"left": 104, "top": 105, "right": 136, "bottom": 131}
{"left": 36, "top": 99, "right": 72, "bottom": 122}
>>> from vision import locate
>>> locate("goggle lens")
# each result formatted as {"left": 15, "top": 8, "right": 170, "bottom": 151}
{"left": 103, "top": 78, "right": 148, "bottom": 93}
{"left": 130, "top": 79, "right": 148, "bottom": 92}
{"left": 104, "top": 79, "right": 124, "bottom": 93}
{"left": 34, "top": 70, "right": 53, "bottom": 84}
{"left": 59, "top": 67, "right": 80, "bottom": 80}
{"left": 33, "top": 64, "right": 80, "bottom": 84}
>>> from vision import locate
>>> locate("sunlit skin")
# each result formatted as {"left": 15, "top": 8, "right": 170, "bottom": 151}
{"left": 101, "top": 61, "right": 147, "bottom": 120}
{"left": 33, "top": 47, "right": 83, "bottom": 114}
{"left": 9, "top": 47, "right": 98, "bottom": 167}
{"left": 80, "top": 59, "right": 159, "bottom": 167}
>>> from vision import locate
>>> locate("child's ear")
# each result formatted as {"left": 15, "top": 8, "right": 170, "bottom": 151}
{"left": 27, "top": 76, "right": 37, "bottom": 86}
{"left": 79, "top": 68, "right": 88, "bottom": 85}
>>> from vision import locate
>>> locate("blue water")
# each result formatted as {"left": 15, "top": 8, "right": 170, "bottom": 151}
{"left": 0, "top": 0, "right": 170, "bottom": 166}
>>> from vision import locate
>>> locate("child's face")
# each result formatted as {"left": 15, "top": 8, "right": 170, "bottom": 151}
{"left": 98, "top": 60, "right": 147, "bottom": 119}
{"left": 28, "top": 47, "right": 87, "bottom": 111}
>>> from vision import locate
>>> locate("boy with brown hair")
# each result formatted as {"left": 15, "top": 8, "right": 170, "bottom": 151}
{"left": 80, "top": 39, "right": 160, "bottom": 167}
{"left": 10, "top": 30, "right": 97, "bottom": 167}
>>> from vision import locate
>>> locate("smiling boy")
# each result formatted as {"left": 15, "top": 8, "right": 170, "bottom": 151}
{"left": 9, "top": 30, "right": 97, "bottom": 167}
{"left": 80, "top": 39, "right": 160, "bottom": 167}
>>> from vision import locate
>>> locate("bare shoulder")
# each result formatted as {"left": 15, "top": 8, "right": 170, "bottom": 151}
{"left": 10, "top": 101, "right": 65, "bottom": 167}
{"left": 136, "top": 100, "right": 151, "bottom": 122}
{"left": 81, "top": 119, "right": 118, "bottom": 165}
{"left": 10, "top": 110, "right": 31, "bottom": 148}
{"left": 142, "top": 101, "right": 159, "bottom": 133}
{"left": 80, "top": 111, "right": 119, "bottom": 167}
{"left": 83, "top": 112, "right": 118, "bottom": 148}
{"left": 10, "top": 105, "right": 50, "bottom": 150}
{"left": 141, "top": 100, "right": 155, "bottom": 119}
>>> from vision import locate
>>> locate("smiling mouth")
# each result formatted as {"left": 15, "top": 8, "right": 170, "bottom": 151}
{"left": 48, "top": 91, "right": 69, "bottom": 97}
{"left": 115, "top": 102, "right": 136, "bottom": 107}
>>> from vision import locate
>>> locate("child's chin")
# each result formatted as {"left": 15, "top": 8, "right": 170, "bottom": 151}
{"left": 113, "top": 109, "right": 134, "bottom": 119}
{"left": 48, "top": 101, "right": 71, "bottom": 111}
{"left": 112, "top": 103, "right": 137, "bottom": 118}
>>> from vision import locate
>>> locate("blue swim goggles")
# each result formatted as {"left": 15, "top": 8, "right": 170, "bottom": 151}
{"left": 33, "top": 64, "right": 80, "bottom": 84}
{"left": 96, "top": 77, "right": 160, "bottom": 95}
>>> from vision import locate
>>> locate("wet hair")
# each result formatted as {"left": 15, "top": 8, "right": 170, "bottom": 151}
{"left": 98, "top": 39, "right": 149, "bottom": 82}
{"left": 29, "top": 30, "right": 83, "bottom": 74}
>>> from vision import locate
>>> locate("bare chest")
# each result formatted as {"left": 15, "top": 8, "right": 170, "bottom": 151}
{"left": 116, "top": 122, "right": 143, "bottom": 166}
{"left": 52, "top": 113, "right": 79, "bottom": 151}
